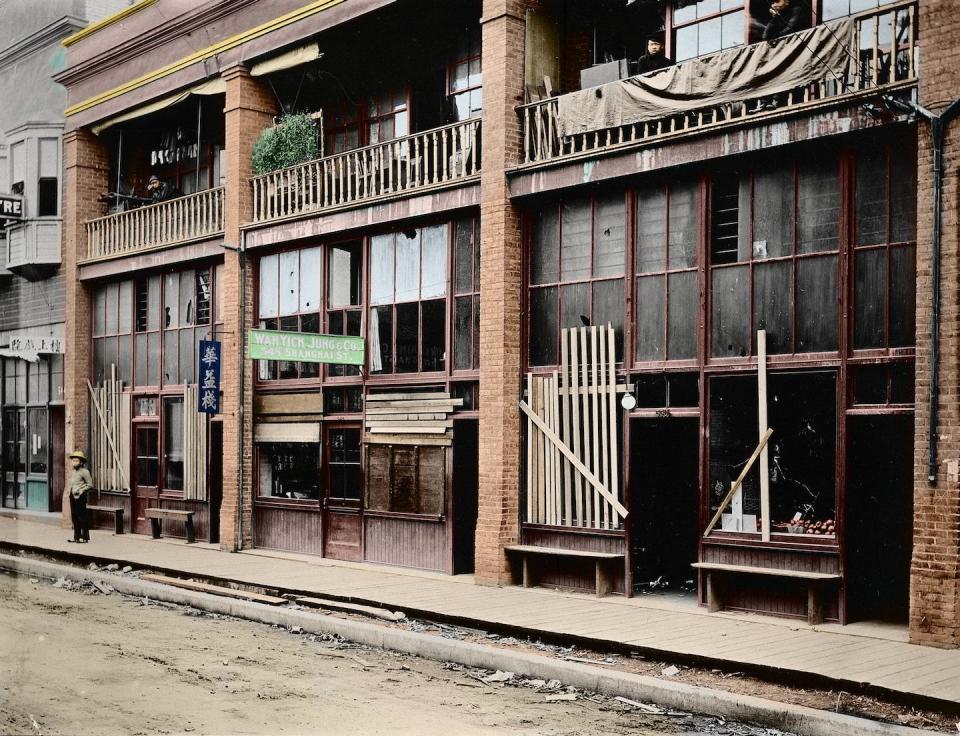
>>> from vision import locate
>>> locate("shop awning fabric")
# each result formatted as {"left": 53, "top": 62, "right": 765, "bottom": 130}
{"left": 557, "top": 18, "right": 855, "bottom": 138}
{"left": 91, "top": 77, "right": 226, "bottom": 135}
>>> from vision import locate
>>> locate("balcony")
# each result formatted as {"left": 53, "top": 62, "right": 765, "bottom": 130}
{"left": 517, "top": 2, "right": 917, "bottom": 169}
{"left": 250, "top": 119, "right": 481, "bottom": 225}
{"left": 84, "top": 187, "right": 225, "bottom": 262}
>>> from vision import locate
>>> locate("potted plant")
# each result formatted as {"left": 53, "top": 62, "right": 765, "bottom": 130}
{"left": 252, "top": 113, "right": 322, "bottom": 217}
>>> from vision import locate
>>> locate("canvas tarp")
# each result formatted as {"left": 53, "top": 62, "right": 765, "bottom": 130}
{"left": 557, "top": 19, "right": 855, "bottom": 138}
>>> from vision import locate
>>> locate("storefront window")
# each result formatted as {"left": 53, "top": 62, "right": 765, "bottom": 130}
{"left": 636, "top": 180, "right": 699, "bottom": 363}
{"left": 529, "top": 193, "right": 625, "bottom": 366}
{"left": 366, "top": 444, "right": 445, "bottom": 516}
{"left": 258, "top": 442, "right": 320, "bottom": 500}
{"left": 710, "top": 156, "right": 841, "bottom": 357}
{"left": 369, "top": 225, "right": 449, "bottom": 374}
{"left": 258, "top": 248, "right": 322, "bottom": 380}
{"left": 92, "top": 280, "right": 133, "bottom": 386}
{"left": 709, "top": 372, "right": 836, "bottom": 539}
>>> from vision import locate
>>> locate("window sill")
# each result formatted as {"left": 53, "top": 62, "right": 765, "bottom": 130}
{"left": 703, "top": 533, "right": 839, "bottom": 552}
{"left": 256, "top": 497, "right": 321, "bottom": 510}
{"left": 364, "top": 509, "right": 445, "bottom": 523}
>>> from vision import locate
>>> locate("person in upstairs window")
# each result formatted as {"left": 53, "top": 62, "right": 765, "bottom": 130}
{"left": 67, "top": 450, "right": 93, "bottom": 544}
{"left": 635, "top": 34, "right": 671, "bottom": 75}
{"left": 760, "top": 0, "right": 808, "bottom": 43}
{"left": 147, "top": 174, "right": 182, "bottom": 203}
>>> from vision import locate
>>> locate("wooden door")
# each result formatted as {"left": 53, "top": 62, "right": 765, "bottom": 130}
{"left": 322, "top": 425, "right": 363, "bottom": 561}
{"left": 132, "top": 424, "right": 160, "bottom": 535}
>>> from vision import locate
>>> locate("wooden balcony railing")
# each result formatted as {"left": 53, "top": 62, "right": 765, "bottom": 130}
{"left": 251, "top": 119, "right": 481, "bottom": 224}
{"left": 85, "top": 187, "right": 225, "bottom": 261}
{"left": 519, "top": 2, "right": 917, "bottom": 167}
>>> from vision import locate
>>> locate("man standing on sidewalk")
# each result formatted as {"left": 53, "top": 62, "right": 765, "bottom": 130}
{"left": 67, "top": 451, "right": 93, "bottom": 543}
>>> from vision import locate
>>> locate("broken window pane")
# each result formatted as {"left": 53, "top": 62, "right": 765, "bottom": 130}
{"left": 529, "top": 287, "right": 558, "bottom": 366}
{"left": 258, "top": 254, "right": 278, "bottom": 318}
{"left": 370, "top": 306, "right": 393, "bottom": 373}
{"left": 329, "top": 241, "right": 362, "bottom": 308}
{"left": 668, "top": 271, "right": 698, "bottom": 360}
{"left": 561, "top": 199, "right": 591, "bottom": 281}
{"left": 753, "top": 261, "right": 793, "bottom": 354}
{"left": 593, "top": 278, "right": 625, "bottom": 361}
{"left": 531, "top": 208, "right": 559, "bottom": 285}
{"left": 796, "top": 256, "right": 838, "bottom": 352}
{"left": 278, "top": 254, "right": 298, "bottom": 317}
{"left": 854, "top": 248, "right": 886, "bottom": 349}
{"left": 298, "top": 248, "right": 321, "bottom": 312}
{"left": 395, "top": 230, "right": 420, "bottom": 302}
{"left": 753, "top": 167, "right": 794, "bottom": 259}
{"left": 668, "top": 181, "right": 698, "bottom": 269}
{"left": 560, "top": 282, "right": 590, "bottom": 333}
{"left": 594, "top": 195, "right": 625, "bottom": 278}
{"left": 711, "top": 265, "right": 749, "bottom": 357}
{"left": 711, "top": 176, "right": 741, "bottom": 265}
{"left": 709, "top": 375, "right": 760, "bottom": 523}
{"left": 636, "top": 187, "right": 666, "bottom": 274}
{"left": 798, "top": 159, "right": 840, "bottom": 253}
{"left": 636, "top": 275, "right": 666, "bottom": 361}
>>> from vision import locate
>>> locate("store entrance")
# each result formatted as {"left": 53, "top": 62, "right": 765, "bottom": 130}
{"left": 629, "top": 418, "right": 699, "bottom": 595}
{"left": 452, "top": 419, "right": 478, "bottom": 574}
{"left": 846, "top": 414, "right": 913, "bottom": 623}
{"left": 132, "top": 424, "right": 160, "bottom": 535}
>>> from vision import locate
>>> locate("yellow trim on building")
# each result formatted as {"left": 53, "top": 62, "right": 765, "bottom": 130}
{"left": 62, "top": 0, "right": 158, "bottom": 47}
{"left": 65, "top": 0, "right": 345, "bottom": 118}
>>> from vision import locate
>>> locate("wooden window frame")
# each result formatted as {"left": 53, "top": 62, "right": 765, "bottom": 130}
{"left": 324, "top": 423, "right": 363, "bottom": 510}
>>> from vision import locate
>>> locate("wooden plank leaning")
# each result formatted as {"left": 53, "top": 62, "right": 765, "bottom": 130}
{"left": 560, "top": 331, "right": 573, "bottom": 526}
{"left": 518, "top": 399, "right": 629, "bottom": 519}
{"left": 87, "top": 380, "right": 130, "bottom": 491}
{"left": 702, "top": 427, "right": 774, "bottom": 538}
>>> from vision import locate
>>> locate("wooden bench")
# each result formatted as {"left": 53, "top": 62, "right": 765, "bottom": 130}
{"left": 692, "top": 562, "right": 841, "bottom": 625}
{"left": 144, "top": 508, "right": 196, "bottom": 543}
{"left": 87, "top": 505, "right": 124, "bottom": 535}
{"left": 506, "top": 545, "right": 624, "bottom": 597}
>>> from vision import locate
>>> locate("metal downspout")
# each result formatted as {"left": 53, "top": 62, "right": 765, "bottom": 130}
{"left": 237, "top": 232, "right": 247, "bottom": 548}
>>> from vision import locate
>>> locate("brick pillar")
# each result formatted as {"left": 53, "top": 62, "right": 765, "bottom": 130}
{"left": 475, "top": 0, "right": 528, "bottom": 585}
{"left": 219, "top": 65, "right": 278, "bottom": 550}
{"left": 62, "top": 129, "right": 109, "bottom": 525}
{"left": 911, "top": 2, "right": 960, "bottom": 648}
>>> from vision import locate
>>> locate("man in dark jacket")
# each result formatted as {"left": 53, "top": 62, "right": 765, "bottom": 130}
{"left": 147, "top": 174, "right": 182, "bottom": 203}
{"left": 762, "top": 0, "right": 808, "bottom": 42}
{"left": 635, "top": 35, "right": 671, "bottom": 75}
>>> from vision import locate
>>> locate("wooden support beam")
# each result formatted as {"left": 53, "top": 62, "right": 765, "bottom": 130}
{"left": 758, "top": 329, "right": 771, "bottom": 542}
{"left": 703, "top": 427, "right": 774, "bottom": 537}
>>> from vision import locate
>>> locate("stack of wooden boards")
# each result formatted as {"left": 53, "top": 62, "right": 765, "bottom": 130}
{"left": 87, "top": 366, "right": 131, "bottom": 492}
{"left": 363, "top": 392, "right": 463, "bottom": 447}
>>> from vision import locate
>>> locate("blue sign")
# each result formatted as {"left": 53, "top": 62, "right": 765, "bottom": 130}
{"left": 197, "top": 340, "right": 221, "bottom": 414}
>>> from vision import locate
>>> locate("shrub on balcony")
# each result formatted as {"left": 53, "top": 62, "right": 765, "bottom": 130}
{"left": 251, "top": 113, "right": 320, "bottom": 175}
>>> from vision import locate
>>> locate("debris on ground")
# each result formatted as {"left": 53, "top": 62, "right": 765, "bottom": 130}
{"left": 661, "top": 665, "right": 681, "bottom": 677}
{"left": 481, "top": 670, "right": 513, "bottom": 684}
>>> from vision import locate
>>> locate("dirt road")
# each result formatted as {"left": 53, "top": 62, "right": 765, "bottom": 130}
{"left": 0, "top": 570, "right": 792, "bottom": 736}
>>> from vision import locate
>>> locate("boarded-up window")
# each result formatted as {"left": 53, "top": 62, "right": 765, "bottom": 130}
{"left": 365, "top": 444, "right": 445, "bottom": 516}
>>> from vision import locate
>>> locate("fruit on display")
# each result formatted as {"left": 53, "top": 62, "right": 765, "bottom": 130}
{"left": 783, "top": 517, "right": 836, "bottom": 535}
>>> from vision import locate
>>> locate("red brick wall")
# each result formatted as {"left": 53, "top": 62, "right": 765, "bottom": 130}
{"left": 910, "top": 0, "right": 960, "bottom": 648}
{"left": 218, "top": 65, "right": 278, "bottom": 551}
{"left": 475, "top": 0, "right": 528, "bottom": 584}
{"left": 62, "top": 130, "right": 109, "bottom": 525}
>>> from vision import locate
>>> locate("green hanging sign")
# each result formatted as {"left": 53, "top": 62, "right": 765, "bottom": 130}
{"left": 248, "top": 329, "right": 365, "bottom": 366}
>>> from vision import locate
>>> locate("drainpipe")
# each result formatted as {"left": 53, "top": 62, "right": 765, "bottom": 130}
{"left": 237, "top": 230, "right": 248, "bottom": 547}
{"left": 884, "top": 94, "right": 960, "bottom": 484}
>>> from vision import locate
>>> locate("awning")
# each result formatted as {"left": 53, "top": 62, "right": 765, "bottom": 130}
{"left": 91, "top": 77, "right": 227, "bottom": 135}
{"left": 0, "top": 349, "right": 39, "bottom": 362}
{"left": 254, "top": 422, "right": 321, "bottom": 443}
{"left": 251, "top": 42, "right": 322, "bottom": 77}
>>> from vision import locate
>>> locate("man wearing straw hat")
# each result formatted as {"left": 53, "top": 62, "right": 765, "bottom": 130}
{"left": 67, "top": 451, "right": 93, "bottom": 543}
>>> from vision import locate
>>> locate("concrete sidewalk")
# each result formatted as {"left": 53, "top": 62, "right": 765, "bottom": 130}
{"left": 2, "top": 514, "right": 957, "bottom": 706}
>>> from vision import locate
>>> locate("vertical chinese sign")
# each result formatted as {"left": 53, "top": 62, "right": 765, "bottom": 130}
{"left": 198, "top": 340, "right": 221, "bottom": 414}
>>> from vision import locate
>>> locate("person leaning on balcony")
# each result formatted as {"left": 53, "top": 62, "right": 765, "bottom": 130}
{"left": 760, "top": 0, "right": 808, "bottom": 43}
{"left": 147, "top": 174, "right": 182, "bottom": 203}
{"left": 67, "top": 451, "right": 93, "bottom": 544}
{"left": 635, "top": 34, "right": 671, "bottom": 75}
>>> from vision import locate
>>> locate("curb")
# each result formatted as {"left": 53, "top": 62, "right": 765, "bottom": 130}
{"left": 0, "top": 553, "right": 937, "bottom": 736}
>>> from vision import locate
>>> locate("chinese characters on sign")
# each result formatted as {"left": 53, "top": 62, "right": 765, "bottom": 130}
{"left": 197, "top": 340, "right": 221, "bottom": 414}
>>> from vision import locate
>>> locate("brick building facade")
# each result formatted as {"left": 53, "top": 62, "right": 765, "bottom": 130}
{"left": 50, "top": 0, "right": 960, "bottom": 646}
